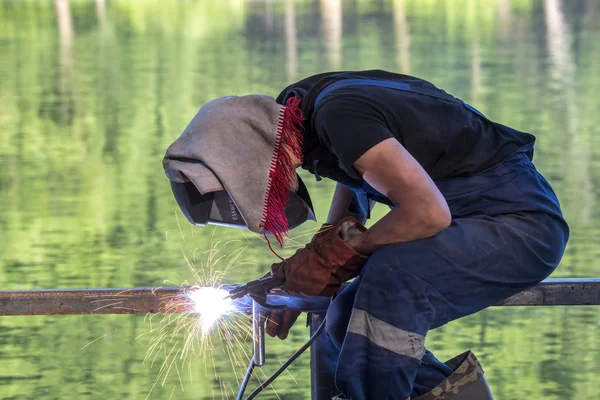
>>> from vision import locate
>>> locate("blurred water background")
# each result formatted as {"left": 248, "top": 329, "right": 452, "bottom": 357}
{"left": 1, "top": 0, "right": 599, "bottom": 399}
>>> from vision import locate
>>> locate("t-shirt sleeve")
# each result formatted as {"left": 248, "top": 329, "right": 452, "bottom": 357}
{"left": 313, "top": 95, "right": 394, "bottom": 177}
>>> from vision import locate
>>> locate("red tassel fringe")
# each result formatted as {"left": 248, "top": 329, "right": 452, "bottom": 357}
{"left": 260, "top": 96, "right": 305, "bottom": 247}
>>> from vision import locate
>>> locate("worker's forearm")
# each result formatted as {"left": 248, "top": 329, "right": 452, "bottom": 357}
{"left": 326, "top": 183, "right": 368, "bottom": 225}
{"left": 347, "top": 201, "right": 451, "bottom": 255}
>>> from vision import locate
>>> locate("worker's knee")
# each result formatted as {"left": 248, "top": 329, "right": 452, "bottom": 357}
{"left": 355, "top": 249, "right": 441, "bottom": 333}
{"left": 327, "top": 243, "right": 443, "bottom": 349}
{"left": 359, "top": 239, "right": 428, "bottom": 279}
{"left": 357, "top": 242, "right": 430, "bottom": 291}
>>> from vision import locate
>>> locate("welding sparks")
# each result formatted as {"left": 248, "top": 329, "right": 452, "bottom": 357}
{"left": 142, "top": 224, "right": 317, "bottom": 399}
{"left": 142, "top": 230, "right": 258, "bottom": 399}
{"left": 186, "top": 286, "right": 236, "bottom": 335}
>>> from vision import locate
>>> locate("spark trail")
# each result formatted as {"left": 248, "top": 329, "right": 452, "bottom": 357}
{"left": 143, "top": 229, "right": 260, "bottom": 400}
{"left": 143, "top": 223, "right": 321, "bottom": 399}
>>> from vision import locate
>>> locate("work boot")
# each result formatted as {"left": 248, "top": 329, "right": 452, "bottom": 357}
{"left": 331, "top": 351, "right": 492, "bottom": 400}
{"left": 412, "top": 351, "right": 493, "bottom": 400}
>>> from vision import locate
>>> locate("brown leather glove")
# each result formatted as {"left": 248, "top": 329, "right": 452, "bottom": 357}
{"left": 265, "top": 309, "right": 302, "bottom": 340}
{"left": 262, "top": 224, "right": 329, "bottom": 340}
{"left": 270, "top": 216, "right": 368, "bottom": 297}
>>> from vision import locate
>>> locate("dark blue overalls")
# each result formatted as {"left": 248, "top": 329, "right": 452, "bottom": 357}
{"left": 310, "top": 79, "right": 570, "bottom": 399}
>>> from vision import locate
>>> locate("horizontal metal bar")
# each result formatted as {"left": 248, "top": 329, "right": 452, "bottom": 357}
{"left": 0, "top": 278, "right": 599, "bottom": 316}
{"left": 497, "top": 278, "right": 600, "bottom": 306}
{"left": 0, "top": 287, "right": 181, "bottom": 316}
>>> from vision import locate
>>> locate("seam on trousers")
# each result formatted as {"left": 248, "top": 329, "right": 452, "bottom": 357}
{"left": 347, "top": 308, "right": 425, "bottom": 360}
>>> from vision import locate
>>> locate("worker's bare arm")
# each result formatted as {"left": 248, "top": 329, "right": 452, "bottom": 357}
{"left": 347, "top": 138, "right": 451, "bottom": 255}
{"left": 326, "top": 183, "right": 373, "bottom": 226}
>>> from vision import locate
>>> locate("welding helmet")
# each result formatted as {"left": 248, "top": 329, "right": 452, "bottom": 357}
{"left": 163, "top": 94, "right": 315, "bottom": 243}
{"left": 169, "top": 174, "right": 315, "bottom": 232}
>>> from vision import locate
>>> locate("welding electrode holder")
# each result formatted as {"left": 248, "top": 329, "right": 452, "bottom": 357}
{"left": 228, "top": 275, "right": 286, "bottom": 310}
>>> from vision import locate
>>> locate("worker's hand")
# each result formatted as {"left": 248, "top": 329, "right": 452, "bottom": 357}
{"left": 262, "top": 224, "right": 331, "bottom": 340}
{"left": 270, "top": 217, "right": 368, "bottom": 297}
{"left": 265, "top": 309, "right": 302, "bottom": 340}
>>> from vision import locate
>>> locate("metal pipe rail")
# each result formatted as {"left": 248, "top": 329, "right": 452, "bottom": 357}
{"left": 1, "top": 278, "right": 599, "bottom": 316}
{"left": 2, "top": 278, "right": 599, "bottom": 400}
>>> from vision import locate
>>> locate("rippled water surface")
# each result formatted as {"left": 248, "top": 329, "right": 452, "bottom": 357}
{"left": 1, "top": 1, "right": 600, "bottom": 399}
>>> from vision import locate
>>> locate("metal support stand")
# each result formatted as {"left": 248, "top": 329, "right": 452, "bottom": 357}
{"left": 309, "top": 312, "right": 338, "bottom": 400}
{"left": 237, "top": 300, "right": 266, "bottom": 400}
{"left": 252, "top": 301, "right": 266, "bottom": 367}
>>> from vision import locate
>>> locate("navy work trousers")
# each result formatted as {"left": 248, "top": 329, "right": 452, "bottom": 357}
{"left": 323, "top": 151, "right": 569, "bottom": 399}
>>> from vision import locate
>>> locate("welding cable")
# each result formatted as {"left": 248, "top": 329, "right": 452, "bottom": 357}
{"left": 236, "top": 356, "right": 255, "bottom": 400}
{"left": 244, "top": 314, "right": 327, "bottom": 400}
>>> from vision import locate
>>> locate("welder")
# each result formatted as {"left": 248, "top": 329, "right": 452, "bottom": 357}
{"left": 162, "top": 70, "right": 569, "bottom": 400}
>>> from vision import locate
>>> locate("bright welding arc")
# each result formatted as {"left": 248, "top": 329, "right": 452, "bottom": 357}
{"left": 187, "top": 287, "right": 237, "bottom": 335}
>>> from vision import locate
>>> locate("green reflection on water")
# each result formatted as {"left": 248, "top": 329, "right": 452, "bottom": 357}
{"left": 1, "top": 0, "right": 599, "bottom": 399}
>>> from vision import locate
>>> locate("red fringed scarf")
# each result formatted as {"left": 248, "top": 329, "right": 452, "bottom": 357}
{"left": 260, "top": 96, "right": 305, "bottom": 247}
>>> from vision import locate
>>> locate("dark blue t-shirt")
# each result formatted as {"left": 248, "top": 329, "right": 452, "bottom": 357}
{"left": 277, "top": 70, "right": 534, "bottom": 208}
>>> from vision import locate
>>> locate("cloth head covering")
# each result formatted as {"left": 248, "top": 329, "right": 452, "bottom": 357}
{"left": 162, "top": 95, "right": 314, "bottom": 246}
